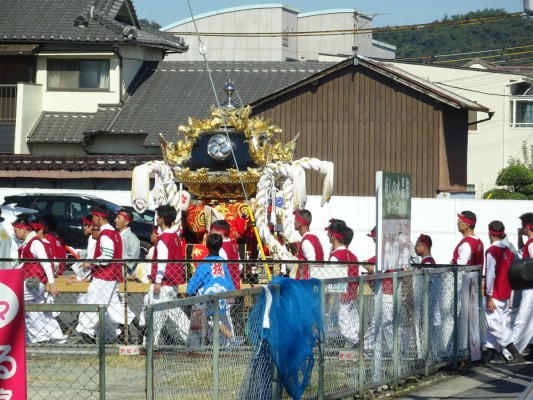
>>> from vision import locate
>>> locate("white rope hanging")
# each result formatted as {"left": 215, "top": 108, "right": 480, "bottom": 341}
{"left": 131, "top": 160, "right": 189, "bottom": 226}
{"left": 254, "top": 157, "right": 334, "bottom": 260}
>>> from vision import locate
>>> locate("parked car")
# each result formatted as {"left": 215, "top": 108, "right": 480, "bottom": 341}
{"left": 122, "top": 205, "right": 155, "bottom": 224}
{"left": 2, "top": 193, "right": 152, "bottom": 257}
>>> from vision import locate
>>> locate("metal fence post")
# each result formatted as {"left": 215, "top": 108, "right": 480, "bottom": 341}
{"left": 477, "top": 266, "right": 483, "bottom": 357}
{"left": 393, "top": 272, "right": 399, "bottom": 389}
{"left": 213, "top": 298, "right": 220, "bottom": 400}
{"left": 271, "top": 285, "right": 281, "bottom": 400}
{"left": 318, "top": 280, "right": 325, "bottom": 400}
{"left": 423, "top": 269, "right": 429, "bottom": 377}
{"left": 453, "top": 268, "right": 459, "bottom": 368}
{"left": 146, "top": 305, "right": 154, "bottom": 400}
{"left": 358, "top": 275, "right": 365, "bottom": 399}
{"left": 98, "top": 305, "right": 106, "bottom": 400}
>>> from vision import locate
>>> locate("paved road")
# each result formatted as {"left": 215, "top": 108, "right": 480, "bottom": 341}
{"left": 395, "top": 363, "right": 533, "bottom": 399}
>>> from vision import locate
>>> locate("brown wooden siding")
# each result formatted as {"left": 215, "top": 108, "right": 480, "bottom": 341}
{"left": 253, "top": 64, "right": 467, "bottom": 198}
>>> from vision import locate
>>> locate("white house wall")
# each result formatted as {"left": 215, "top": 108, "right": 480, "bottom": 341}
{"left": 14, "top": 83, "right": 43, "bottom": 154}
{"left": 392, "top": 62, "right": 531, "bottom": 198}
{"left": 121, "top": 46, "right": 164, "bottom": 91}
{"left": 35, "top": 54, "right": 121, "bottom": 113}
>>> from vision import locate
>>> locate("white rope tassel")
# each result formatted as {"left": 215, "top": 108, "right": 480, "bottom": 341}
{"left": 131, "top": 164, "right": 151, "bottom": 213}
{"left": 321, "top": 161, "right": 334, "bottom": 206}
{"left": 292, "top": 165, "right": 306, "bottom": 210}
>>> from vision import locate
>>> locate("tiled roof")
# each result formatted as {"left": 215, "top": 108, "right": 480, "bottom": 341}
{"left": 28, "top": 113, "right": 92, "bottom": 144}
{"left": 0, "top": 0, "right": 187, "bottom": 53}
{"left": 364, "top": 58, "right": 491, "bottom": 113}
{"left": 0, "top": 154, "right": 162, "bottom": 172}
{"left": 29, "top": 60, "right": 333, "bottom": 145}
{"left": 29, "top": 58, "right": 494, "bottom": 147}
{"left": 108, "top": 60, "right": 336, "bottom": 146}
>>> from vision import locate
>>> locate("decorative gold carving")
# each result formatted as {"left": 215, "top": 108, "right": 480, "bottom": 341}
{"left": 162, "top": 105, "right": 295, "bottom": 168}
{"left": 160, "top": 104, "right": 299, "bottom": 199}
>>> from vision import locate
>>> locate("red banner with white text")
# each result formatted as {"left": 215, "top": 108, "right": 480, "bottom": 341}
{"left": 0, "top": 269, "right": 26, "bottom": 400}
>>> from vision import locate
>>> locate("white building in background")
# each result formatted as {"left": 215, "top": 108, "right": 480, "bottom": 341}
{"left": 391, "top": 61, "right": 533, "bottom": 199}
{"left": 162, "top": 4, "right": 395, "bottom": 62}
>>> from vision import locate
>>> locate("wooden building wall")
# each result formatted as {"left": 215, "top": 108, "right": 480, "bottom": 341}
{"left": 252, "top": 64, "right": 468, "bottom": 198}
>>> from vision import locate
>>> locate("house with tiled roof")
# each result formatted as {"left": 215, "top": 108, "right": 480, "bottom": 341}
{"left": 0, "top": 0, "right": 190, "bottom": 183}
{"left": 0, "top": 0, "right": 492, "bottom": 197}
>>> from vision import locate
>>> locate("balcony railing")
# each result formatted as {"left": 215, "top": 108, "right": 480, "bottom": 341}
{"left": 0, "top": 84, "right": 17, "bottom": 123}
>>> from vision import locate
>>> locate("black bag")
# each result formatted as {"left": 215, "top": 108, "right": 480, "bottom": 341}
{"left": 508, "top": 258, "right": 533, "bottom": 290}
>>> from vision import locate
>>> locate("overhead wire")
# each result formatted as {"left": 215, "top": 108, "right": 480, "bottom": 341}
{"left": 185, "top": 0, "right": 250, "bottom": 203}
{"left": 184, "top": 0, "right": 270, "bottom": 267}
{"left": 171, "top": 11, "right": 525, "bottom": 37}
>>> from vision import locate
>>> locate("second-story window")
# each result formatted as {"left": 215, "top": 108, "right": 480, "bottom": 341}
{"left": 509, "top": 81, "right": 533, "bottom": 128}
{"left": 47, "top": 59, "right": 110, "bottom": 90}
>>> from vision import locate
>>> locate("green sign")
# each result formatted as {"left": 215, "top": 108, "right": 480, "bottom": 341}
{"left": 381, "top": 172, "right": 411, "bottom": 219}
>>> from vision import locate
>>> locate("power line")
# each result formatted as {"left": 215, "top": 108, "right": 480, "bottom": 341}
{"left": 169, "top": 12, "right": 525, "bottom": 38}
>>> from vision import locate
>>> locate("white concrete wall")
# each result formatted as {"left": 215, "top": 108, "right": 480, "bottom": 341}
{"left": 165, "top": 6, "right": 298, "bottom": 62}
{"left": 164, "top": 6, "right": 393, "bottom": 62}
{"left": 14, "top": 83, "right": 43, "bottom": 154}
{"left": 305, "top": 195, "right": 532, "bottom": 265}
{"left": 391, "top": 62, "right": 533, "bottom": 198}
{"left": 2, "top": 188, "right": 529, "bottom": 266}
{"left": 298, "top": 12, "right": 370, "bottom": 61}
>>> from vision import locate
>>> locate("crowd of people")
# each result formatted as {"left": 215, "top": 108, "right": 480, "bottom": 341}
{"left": 2, "top": 203, "right": 533, "bottom": 364}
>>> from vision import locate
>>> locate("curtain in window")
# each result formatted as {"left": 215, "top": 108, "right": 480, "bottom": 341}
{"left": 518, "top": 101, "right": 533, "bottom": 127}
{"left": 48, "top": 60, "right": 78, "bottom": 89}
{"left": 99, "top": 61, "right": 110, "bottom": 89}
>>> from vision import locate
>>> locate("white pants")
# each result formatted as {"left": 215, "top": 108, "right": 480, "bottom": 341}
{"left": 365, "top": 293, "right": 393, "bottom": 350}
{"left": 24, "top": 282, "right": 65, "bottom": 344}
{"left": 512, "top": 288, "right": 533, "bottom": 353}
{"left": 339, "top": 301, "right": 359, "bottom": 345}
{"left": 140, "top": 285, "right": 190, "bottom": 346}
{"left": 484, "top": 297, "right": 512, "bottom": 350}
{"left": 76, "top": 278, "right": 122, "bottom": 341}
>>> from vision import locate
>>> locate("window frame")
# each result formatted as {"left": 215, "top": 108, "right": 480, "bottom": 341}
{"left": 510, "top": 97, "right": 533, "bottom": 128}
{"left": 47, "top": 58, "right": 110, "bottom": 91}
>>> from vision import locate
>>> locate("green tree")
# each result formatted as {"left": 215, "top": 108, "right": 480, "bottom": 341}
{"left": 484, "top": 142, "right": 533, "bottom": 199}
{"left": 375, "top": 8, "right": 532, "bottom": 65}
{"left": 139, "top": 18, "right": 162, "bottom": 30}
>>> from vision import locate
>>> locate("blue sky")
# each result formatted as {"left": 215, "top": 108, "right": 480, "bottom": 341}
{"left": 134, "top": 0, "right": 525, "bottom": 29}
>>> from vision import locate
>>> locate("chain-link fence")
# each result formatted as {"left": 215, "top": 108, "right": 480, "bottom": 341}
{"left": 144, "top": 262, "right": 481, "bottom": 400}
{"left": 6, "top": 257, "right": 481, "bottom": 399}
{"left": 24, "top": 303, "right": 106, "bottom": 399}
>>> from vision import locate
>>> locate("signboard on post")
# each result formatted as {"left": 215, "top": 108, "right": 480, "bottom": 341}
{"left": 0, "top": 269, "right": 26, "bottom": 400}
{"left": 375, "top": 171, "right": 412, "bottom": 272}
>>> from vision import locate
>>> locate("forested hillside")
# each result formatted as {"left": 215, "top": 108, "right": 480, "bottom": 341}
{"left": 374, "top": 9, "right": 532, "bottom": 65}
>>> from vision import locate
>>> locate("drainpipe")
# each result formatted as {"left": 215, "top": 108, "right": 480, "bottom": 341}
{"left": 113, "top": 43, "right": 123, "bottom": 100}
{"left": 467, "top": 110, "right": 495, "bottom": 127}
